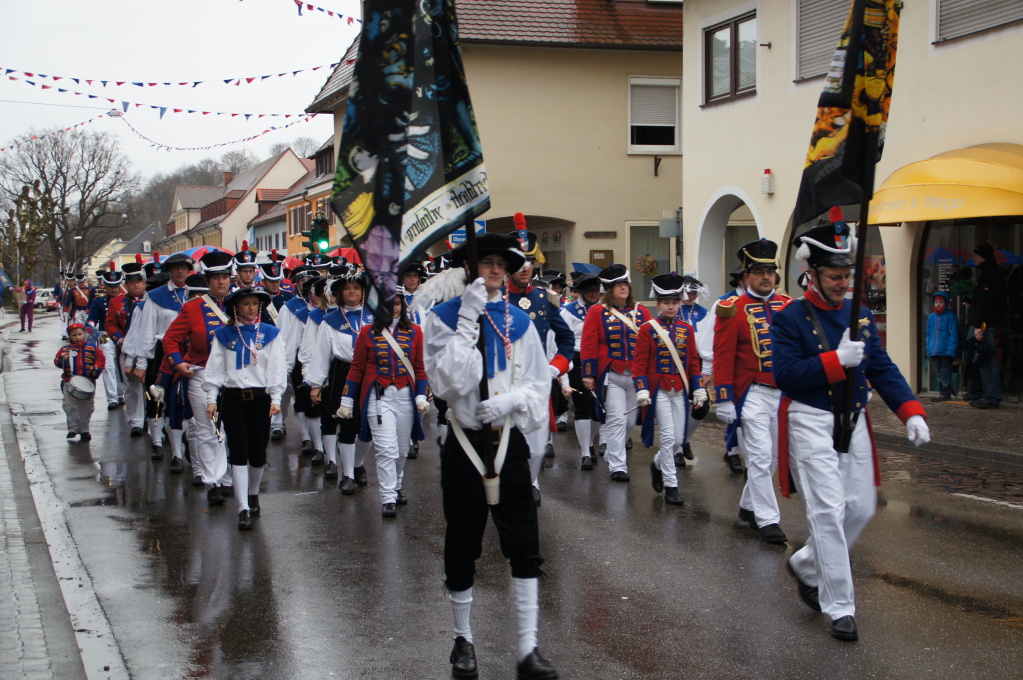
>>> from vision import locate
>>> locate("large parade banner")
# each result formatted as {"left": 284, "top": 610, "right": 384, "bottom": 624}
{"left": 792, "top": 0, "right": 902, "bottom": 227}
{"left": 331, "top": 0, "right": 490, "bottom": 320}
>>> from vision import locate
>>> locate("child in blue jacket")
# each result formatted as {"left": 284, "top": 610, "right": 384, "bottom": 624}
{"left": 926, "top": 291, "right": 958, "bottom": 401}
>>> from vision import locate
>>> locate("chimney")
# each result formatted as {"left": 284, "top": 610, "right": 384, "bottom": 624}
{"left": 222, "top": 171, "right": 233, "bottom": 185}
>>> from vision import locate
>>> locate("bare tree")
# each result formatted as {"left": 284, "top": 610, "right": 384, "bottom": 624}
{"left": 0, "top": 128, "right": 140, "bottom": 280}
{"left": 268, "top": 136, "right": 320, "bottom": 159}
{"left": 220, "top": 149, "right": 258, "bottom": 174}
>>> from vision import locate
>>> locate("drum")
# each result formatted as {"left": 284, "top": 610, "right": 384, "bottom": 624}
{"left": 67, "top": 375, "right": 95, "bottom": 400}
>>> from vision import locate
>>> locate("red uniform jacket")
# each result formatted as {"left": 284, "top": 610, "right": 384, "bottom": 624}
{"left": 162, "top": 296, "right": 228, "bottom": 369}
{"left": 54, "top": 341, "right": 105, "bottom": 382}
{"left": 105, "top": 293, "right": 144, "bottom": 342}
{"left": 580, "top": 304, "right": 653, "bottom": 380}
{"left": 712, "top": 291, "right": 791, "bottom": 405}
{"left": 631, "top": 316, "right": 704, "bottom": 395}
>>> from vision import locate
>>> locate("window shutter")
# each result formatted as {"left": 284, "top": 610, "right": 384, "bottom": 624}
{"left": 797, "top": 0, "right": 849, "bottom": 80}
{"left": 938, "top": 0, "right": 1023, "bottom": 42}
{"left": 630, "top": 85, "right": 677, "bottom": 126}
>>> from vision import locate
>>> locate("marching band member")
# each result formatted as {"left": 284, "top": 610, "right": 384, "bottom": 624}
{"left": 505, "top": 225, "right": 573, "bottom": 506}
{"left": 703, "top": 266, "right": 746, "bottom": 475}
{"left": 258, "top": 253, "right": 293, "bottom": 440}
{"left": 69, "top": 272, "right": 92, "bottom": 325}
{"left": 339, "top": 294, "right": 428, "bottom": 517}
{"left": 400, "top": 262, "right": 428, "bottom": 324}
{"left": 232, "top": 241, "right": 259, "bottom": 290}
{"left": 297, "top": 277, "right": 330, "bottom": 464}
{"left": 712, "top": 239, "right": 790, "bottom": 545}
{"left": 581, "top": 263, "right": 652, "bottom": 483}
{"left": 87, "top": 264, "right": 125, "bottom": 411}
{"left": 674, "top": 275, "right": 712, "bottom": 466}
{"left": 774, "top": 219, "right": 929, "bottom": 642}
{"left": 541, "top": 271, "right": 570, "bottom": 433}
{"left": 423, "top": 233, "right": 557, "bottom": 680}
{"left": 277, "top": 267, "right": 320, "bottom": 453}
{"left": 54, "top": 322, "right": 105, "bottom": 442}
{"left": 203, "top": 287, "right": 287, "bottom": 530}
{"left": 307, "top": 273, "right": 373, "bottom": 493}
{"left": 560, "top": 272, "right": 602, "bottom": 469}
{"left": 162, "top": 252, "right": 234, "bottom": 503}
{"left": 106, "top": 257, "right": 148, "bottom": 437}
{"left": 631, "top": 273, "right": 706, "bottom": 506}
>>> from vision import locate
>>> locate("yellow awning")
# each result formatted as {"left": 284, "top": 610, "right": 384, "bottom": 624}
{"left": 868, "top": 143, "right": 1023, "bottom": 224}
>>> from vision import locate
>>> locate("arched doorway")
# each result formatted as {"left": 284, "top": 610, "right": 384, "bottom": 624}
{"left": 695, "top": 188, "right": 762, "bottom": 296}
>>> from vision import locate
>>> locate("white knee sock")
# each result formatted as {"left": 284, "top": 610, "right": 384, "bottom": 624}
{"left": 168, "top": 428, "right": 184, "bottom": 458}
{"left": 297, "top": 412, "right": 310, "bottom": 440}
{"left": 450, "top": 588, "right": 473, "bottom": 643}
{"left": 598, "top": 425, "right": 606, "bottom": 445}
{"left": 308, "top": 418, "right": 323, "bottom": 452}
{"left": 513, "top": 577, "right": 539, "bottom": 660}
{"left": 528, "top": 450, "right": 544, "bottom": 485}
{"left": 339, "top": 442, "right": 355, "bottom": 477}
{"left": 248, "top": 465, "right": 264, "bottom": 496}
{"left": 322, "top": 434, "right": 338, "bottom": 465}
{"left": 575, "top": 419, "right": 592, "bottom": 458}
{"left": 355, "top": 439, "right": 371, "bottom": 468}
{"left": 149, "top": 416, "right": 165, "bottom": 444}
{"left": 232, "top": 465, "right": 249, "bottom": 511}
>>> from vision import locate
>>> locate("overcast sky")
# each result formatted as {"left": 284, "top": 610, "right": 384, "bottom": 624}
{"left": 0, "top": 0, "right": 361, "bottom": 180}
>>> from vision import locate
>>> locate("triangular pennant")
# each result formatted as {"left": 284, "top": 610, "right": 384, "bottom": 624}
{"left": 122, "top": 101, "right": 129, "bottom": 112}
{"left": 159, "top": 107, "right": 167, "bottom": 119}
{"left": 246, "top": 77, "right": 255, "bottom": 83}
{"left": 133, "top": 82, "right": 144, "bottom": 87}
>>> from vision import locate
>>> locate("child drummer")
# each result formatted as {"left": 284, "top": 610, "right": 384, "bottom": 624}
{"left": 54, "top": 322, "right": 106, "bottom": 442}
{"left": 202, "top": 287, "right": 287, "bottom": 530}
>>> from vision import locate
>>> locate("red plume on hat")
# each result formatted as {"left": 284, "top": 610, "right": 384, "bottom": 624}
{"left": 514, "top": 212, "right": 528, "bottom": 251}
{"left": 242, "top": 240, "right": 249, "bottom": 251}
{"left": 135, "top": 253, "right": 143, "bottom": 264}
{"left": 153, "top": 251, "right": 161, "bottom": 263}
{"left": 829, "top": 206, "right": 844, "bottom": 223}
{"left": 271, "top": 249, "right": 278, "bottom": 263}
{"left": 109, "top": 261, "right": 116, "bottom": 271}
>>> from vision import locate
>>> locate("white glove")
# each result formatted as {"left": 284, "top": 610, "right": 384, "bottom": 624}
{"left": 149, "top": 385, "right": 165, "bottom": 401}
{"left": 716, "top": 400, "right": 736, "bottom": 424}
{"left": 336, "top": 396, "right": 354, "bottom": 419}
{"left": 691, "top": 388, "right": 708, "bottom": 409}
{"left": 635, "top": 389, "right": 651, "bottom": 407}
{"left": 836, "top": 330, "right": 865, "bottom": 368}
{"left": 548, "top": 364, "right": 561, "bottom": 380}
{"left": 476, "top": 392, "right": 519, "bottom": 424}
{"left": 416, "top": 395, "right": 430, "bottom": 415}
{"left": 906, "top": 415, "right": 930, "bottom": 447}
{"left": 459, "top": 277, "right": 489, "bottom": 320}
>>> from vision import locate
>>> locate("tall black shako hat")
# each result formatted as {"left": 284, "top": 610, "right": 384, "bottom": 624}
{"left": 570, "top": 272, "right": 601, "bottom": 293}
{"left": 259, "top": 249, "right": 284, "bottom": 281}
{"left": 793, "top": 207, "right": 856, "bottom": 269}
{"left": 162, "top": 252, "right": 194, "bottom": 270}
{"left": 598, "top": 263, "right": 630, "bottom": 292}
{"left": 142, "top": 252, "right": 161, "bottom": 279}
{"left": 737, "top": 238, "right": 780, "bottom": 272}
{"left": 233, "top": 241, "right": 258, "bottom": 268}
{"left": 650, "top": 272, "right": 685, "bottom": 299}
{"left": 122, "top": 254, "right": 145, "bottom": 282}
{"left": 185, "top": 274, "right": 209, "bottom": 293}
{"left": 400, "top": 262, "right": 428, "bottom": 282}
{"left": 100, "top": 262, "right": 123, "bottom": 286}
{"left": 447, "top": 232, "right": 526, "bottom": 274}
{"left": 224, "top": 286, "right": 272, "bottom": 316}
{"left": 199, "top": 250, "right": 234, "bottom": 276}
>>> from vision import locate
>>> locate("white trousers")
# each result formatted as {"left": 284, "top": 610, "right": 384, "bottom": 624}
{"left": 603, "top": 370, "right": 636, "bottom": 474}
{"left": 654, "top": 389, "right": 687, "bottom": 488}
{"left": 62, "top": 383, "right": 95, "bottom": 433}
{"left": 525, "top": 424, "right": 548, "bottom": 488}
{"left": 737, "top": 384, "right": 781, "bottom": 527}
{"left": 99, "top": 340, "right": 121, "bottom": 404}
{"left": 120, "top": 354, "right": 144, "bottom": 428}
{"left": 368, "top": 385, "right": 413, "bottom": 504}
{"left": 187, "top": 368, "right": 229, "bottom": 487}
{"left": 787, "top": 403, "right": 876, "bottom": 620}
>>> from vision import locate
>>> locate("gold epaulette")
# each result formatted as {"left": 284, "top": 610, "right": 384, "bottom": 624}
{"left": 545, "top": 289, "right": 561, "bottom": 309}
{"left": 716, "top": 299, "right": 737, "bottom": 318}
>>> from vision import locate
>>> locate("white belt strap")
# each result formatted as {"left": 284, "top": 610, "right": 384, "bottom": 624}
{"left": 266, "top": 302, "right": 279, "bottom": 323}
{"left": 381, "top": 329, "right": 416, "bottom": 380}
{"left": 449, "top": 415, "right": 512, "bottom": 478}
{"left": 607, "top": 307, "right": 639, "bottom": 334}
{"left": 645, "top": 320, "right": 690, "bottom": 395}
{"left": 202, "top": 295, "right": 230, "bottom": 324}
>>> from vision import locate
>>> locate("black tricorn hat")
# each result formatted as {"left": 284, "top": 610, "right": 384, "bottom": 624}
{"left": 258, "top": 261, "right": 283, "bottom": 281}
{"left": 162, "top": 252, "right": 195, "bottom": 269}
{"left": 121, "top": 262, "right": 145, "bottom": 280}
{"left": 400, "top": 262, "right": 428, "bottom": 281}
{"left": 200, "top": 251, "right": 234, "bottom": 275}
{"left": 447, "top": 233, "right": 526, "bottom": 274}
{"left": 598, "top": 263, "right": 630, "bottom": 288}
{"left": 650, "top": 273, "right": 685, "bottom": 298}
{"left": 793, "top": 222, "right": 855, "bottom": 269}
{"left": 146, "top": 271, "right": 170, "bottom": 290}
{"left": 224, "top": 286, "right": 272, "bottom": 313}
{"left": 185, "top": 274, "right": 209, "bottom": 292}
{"left": 570, "top": 272, "right": 601, "bottom": 293}
{"left": 737, "top": 239, "right": 780, "bottom": 271}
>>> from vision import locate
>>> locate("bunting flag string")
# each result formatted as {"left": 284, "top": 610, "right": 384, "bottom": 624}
{"left": 117, "top": 113, "right": 315, "bottom": 152}
{"left": 5, "top": 75, "right": 316, "bottom": 119}
{"left": 0, "top": 61, "right": 348, "bottom": 89}
{"left": 237, "top": 0, "right": 362, "bottom": 23}
{"left": 0, "top": 115, "right": 102, "bottom": 152}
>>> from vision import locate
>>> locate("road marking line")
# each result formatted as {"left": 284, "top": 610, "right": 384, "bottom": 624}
{"left": 5, "top": 391, "right": 130, "bottom": 680}
{"left": 951, "top": 493, "right": 1023, "bottom": 510}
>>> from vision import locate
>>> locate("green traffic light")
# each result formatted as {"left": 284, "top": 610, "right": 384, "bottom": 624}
{"left": 317, "top": 239, "right": 330, "bottom": 250}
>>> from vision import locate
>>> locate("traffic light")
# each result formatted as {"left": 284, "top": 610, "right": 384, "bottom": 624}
{"left": 300, "top": 229, "right": 316, "bottom": 252}
{"left": 310, "top": 213, "right": 330, "bottom": 252}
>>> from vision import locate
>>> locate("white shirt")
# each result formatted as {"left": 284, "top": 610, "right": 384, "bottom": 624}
{"left": 303, "top": 307, "right": 362, "bottom": 387}
{"left": 423, "top": 300, "right": 549, "bottom": 433}
{"left": 123, "top": 282, "right": 187, "bottom": 370}
{"left": 297, "top": 307, "right": 327, "bottom": 367}
{"left": 202, "top": 330, "right": 287, "bottom": 405}
{"left": 277, "top": 302, "right": 311, "bottom": 372}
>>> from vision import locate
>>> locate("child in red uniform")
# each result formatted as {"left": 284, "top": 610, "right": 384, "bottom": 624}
{"left": 54, "top": 323, "right": 105, "bottom": 441}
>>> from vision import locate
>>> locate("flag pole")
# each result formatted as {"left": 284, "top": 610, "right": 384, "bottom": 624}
{"left": 464, "top": 218, "right": 497, "bottom": 478}
{"left": 837, "top": 193, "right": 872, "bottom": 453}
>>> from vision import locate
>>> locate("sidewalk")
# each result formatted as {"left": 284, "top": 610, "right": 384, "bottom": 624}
{"left": 868, "top": 397, "right": 1023, "bottom": 471}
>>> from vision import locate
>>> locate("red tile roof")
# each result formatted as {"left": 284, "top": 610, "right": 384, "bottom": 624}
{"left": 458, "top": 0, "right": 683, "bottom": 50}
{"left": 256, "top": 189, "right": 289, "bottom": 202}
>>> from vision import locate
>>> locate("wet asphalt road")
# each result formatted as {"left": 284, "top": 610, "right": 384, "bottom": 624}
{"left": 4, "top": 317, "right": 1023, "bottom": 679}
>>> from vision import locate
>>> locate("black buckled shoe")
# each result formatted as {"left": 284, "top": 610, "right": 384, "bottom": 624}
{"left": 682, "top": 443, "right": 694, "bottom": 460}
{"left": 544, "top": 441, "right": 555, "bottom": 458}
{"left": 339, "top": 476, "right": 356, "bottom": 495}
{"left": 238, "top": 509, "right": 253, "bottom": 531}
{"left": 674, "top": 451, "right": 687, "bottom": 467}
{"left": 107, "top": 402, "right": 119, "bottom": 411}
{"left": 738, "top": 507, "right": 759, "bottom": 530}
{"left": 787, "top": 562, "right": 821, "bottom": 612}
{"left": 310, "top": 450, "right": 325, "bottom": 466}
{"left": 532, "top": 487, "right": 541, "bottom": 507}
{"left": 150, "top": 443, "right": 164, "bottom": 460}
{"left": 221, "top": 485, "right": 235, "bottom": 497}
{"left": 130, "top": 426, "right": 143, "bottom": 438}
{"left": 664, "top": 487, "right": 684, "bottom": 506}
{"left": 191, "top": 474, "right": 204, "bottom": 487}
{"left": 449, "top": 636, "right": 478, "bottom": 679}
{"left": 80, "top": 432, "right": 92, "bottom": 442}
{"left": 650, "top": 461, "right": 664, "bottom": 493}
{"left": 610, "top": 471, "right": 630, "bottom": 483}
{"left": 556, "top": 420, "right": 567, "bottom": 432}
{"left": 759, "top": 523, "right": 788, "bottom": 545}
{"left": 301, "top": 439, "right": 314, "bottom": 455}
{"left": 354, "top": 466, "right": 368, "bottom": 486}
{"left": 517, "top": 648, "right": 558, "bottom": 679}
{"left": 726, "top": 454, "right": 744, "bottom": 474}
{"left": 270, "top": 428, "right": 284, "bottom": 442}
{"left": 67, "top": 431, "right": 77, "bottom": 439}
{"left": 207, "top": 486, "right": 224, "bottom": 507}
{"left": 831, "top": 615, "right": 858, "bottom": 641}
{"left": 248, "top": 495, "right": 261, "bottom": 518}
{"left": 407, "top": 441, "right": 418, "bottom": 459}
{"left": 324, "top": 461, "right": 339, "bottom": 479}
{"left": 381, "top": 503, "right": 397, "bottom": 518}
{"left": 580, "top": 455, "right": 593, "bottom": 471}
{"left": 396, "top": 489, "right": 408, "bottom": 506}
{"left": 169, "top": 456, "right": 184, "bottom": 474}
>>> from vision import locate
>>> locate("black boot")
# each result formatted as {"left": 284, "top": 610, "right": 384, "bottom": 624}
{"left": 407, "top": 440, "right": 418, "bottom": 459}
{"left": 516, "top": 648, "right": 558, "bottom": 679}
{"left": 664, "top": 487, "right": 684, "bottom": 506}
{"left": 339, "top": 476, "right": 356, "bottom": 495}
{"left": 238, "top": 509, "right": 253, "bottom": 531}
{"left": 449, "top": 636, "right": 478, "bottom": 679}
{"left": 354, "top": 466, "right": 368, "bottom": 486}
{"left": 248, "top": 495, "right": 261, "bottom": 518}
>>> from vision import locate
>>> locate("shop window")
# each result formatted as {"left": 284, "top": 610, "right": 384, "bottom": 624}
{"left": 704, "top": 12, "right": 757, "bottom": 103}
{"left": 629, "top": 77, "right": 681, "bottom": 153}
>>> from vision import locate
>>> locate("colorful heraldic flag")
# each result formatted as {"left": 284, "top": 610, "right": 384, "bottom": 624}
{"left": 331, "top": 0, "right": 490, "bottom": 320}
{"left": 792, "top": 0, "right": 902, "bottom": 227}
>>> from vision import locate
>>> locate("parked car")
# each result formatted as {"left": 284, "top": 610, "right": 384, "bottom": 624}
{"left": 35, "top": 290, "right": 57, "bottom": 311}
{"left": 45, "top": 295, "right": 59, "bottom": 312}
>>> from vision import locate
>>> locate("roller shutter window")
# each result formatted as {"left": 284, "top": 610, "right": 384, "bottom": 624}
{"left": 937, "top": 0, "right": 1023, "bottom": 43}
{"left": 797, "top": 0, "right": 849, "bottom": 80}
{"left": 629, "top": 78, "right": 680, "bottom": 153}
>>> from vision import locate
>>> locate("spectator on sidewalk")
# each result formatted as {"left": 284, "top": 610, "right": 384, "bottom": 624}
{"left": 19, "top": 280, "right": 36, "bottom": 332}
{"left": 965, "top": 244, "right": 1006, "bottom": 409}
{"left": 926, "top": 291, "right": 959, "bottom": 402}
